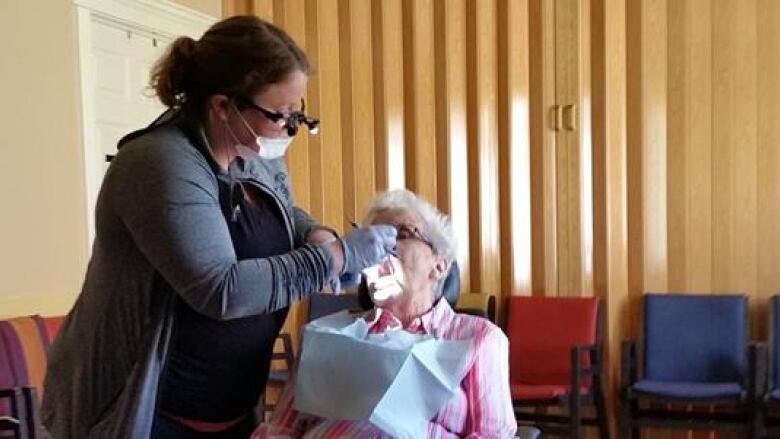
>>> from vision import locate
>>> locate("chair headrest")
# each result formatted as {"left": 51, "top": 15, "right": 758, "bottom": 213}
{"left": 358, "top": 260, "right": 461, "bottom": 310}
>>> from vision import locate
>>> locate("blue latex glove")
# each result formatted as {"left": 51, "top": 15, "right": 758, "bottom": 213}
{"left": 340, "top": 225, "right": 397, "bottom": 276}
{"left": 327, "top": 272, "right": 361, "bottom": 295}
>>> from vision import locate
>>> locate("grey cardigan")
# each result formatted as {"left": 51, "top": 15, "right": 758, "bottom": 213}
{"left": 41, "top": 113, "right": 333, "bottom": 438}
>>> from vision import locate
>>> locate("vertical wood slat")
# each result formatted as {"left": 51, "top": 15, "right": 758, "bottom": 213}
{"left": 625, "top": 0, "right": 644, "bottom": 339}
{"left": 439, "top": 0, "right": 471, "bottom": 294}
{"left": 757, "top": 0, "right": 780, "bottom": 333}
{"left": 666, "top": 0, "right": 687, "bottom": 293}
{"left": 529, "top": 0, "right": 559, "bottom": 297}
{"left": 374, "top": 0, "right": 405, "bottom": 191}
{"left": 685, "top": 0, "right": 713, "bottom": 294}
{"left": 599, "top": 0, "right": 628, "bottom": 430}
{"left": 280, "top": 0, "right": 311, "bottom": 213}
{"left": 504, "top": 0, "right": 532, "bottom": 298}
{"left": 335, "top": 0, "right": 376, "bottom": 227}
{"left": 338, "top": 0, "right": 355, "bottom": 229}
{"left": 554, "top": 0, "right": 573, "bottom": 296}
{"left": 641, "top": 0, "right": 667, "bottom": 294}
{"left": 475, "top": 0, "right": 501, "bottom": 296}
{"left": 711, "top": 0, "right": 735, "bottom": 293}
{"left": 303, "top": 0, "right": 322, "bottom": 222}
{"left": 541, "top": 0, "right": 559, "bottom": 297}
{"left": 578, "top": 0, "right": 594, "bottom": 298}
{"left": 733, "top": 0, "right": 759, "bottom": 335}
{"left": 402, "top": 0, "right": 437, "bottom": 202}
{"left": 313, "top": 0, "right": 343, "bottom": 230}
{"left": 466, "top": 0, "right": 481, "bottom": 293}
{"left": 433, "top": 0, "right": 448, "bottom": 214}
{"left": 348, "top": 0, "right": 376, "bottom": 218}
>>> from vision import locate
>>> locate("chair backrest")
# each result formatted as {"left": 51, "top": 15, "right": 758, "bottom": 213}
{"left": 506, "top": 296, "right": 600, "bottom": 386}
{"left": 769, "top": 295, "right": 780, "bottom": 388}
{"left": 455, "top": 294, "right": 496, "bottom": 322}
{"left": 0, "top": 315, "right": 63, "bottom": 417}
{"left": 307, "top": 293, "right": 362, "bottom": 322}
{"left": 642, "top": 293, "right": 747, "bottom": 382}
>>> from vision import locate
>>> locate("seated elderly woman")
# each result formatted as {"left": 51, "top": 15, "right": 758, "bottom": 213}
{"left": 252, "top": 189, "right": 517, "bottom": 438}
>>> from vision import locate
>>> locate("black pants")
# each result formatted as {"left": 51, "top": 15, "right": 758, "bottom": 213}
{"left": 151, "top": 414, "right": 257, "bottom": 439}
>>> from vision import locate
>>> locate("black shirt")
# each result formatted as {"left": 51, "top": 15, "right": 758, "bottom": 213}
{"left": 158, "top": 177, "right": 292, "bottom": 422}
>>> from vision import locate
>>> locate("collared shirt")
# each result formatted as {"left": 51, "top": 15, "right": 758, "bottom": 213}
{"left": 252, "top": 300, "right": 517, "bottom": 439}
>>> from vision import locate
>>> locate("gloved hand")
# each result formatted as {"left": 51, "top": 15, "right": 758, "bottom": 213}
{"left": 326, "top": 271, "right": 362, "bottom": 296}
{"left": 339, "top": 225, "right": 397, "bottom": 276}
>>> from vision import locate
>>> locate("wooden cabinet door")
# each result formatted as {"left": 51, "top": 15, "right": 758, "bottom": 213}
{"left": 531, "top": 0, "right": 593, "bottom": 297}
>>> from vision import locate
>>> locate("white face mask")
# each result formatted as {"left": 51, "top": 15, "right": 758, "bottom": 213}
{"left": 230, "top": 101, "right": 294, "bottom": 160}
{"left": 257, "top": 135, "right": 294, "bottom": 159}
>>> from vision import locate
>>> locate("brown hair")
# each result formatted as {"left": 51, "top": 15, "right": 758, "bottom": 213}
{"left": 151, "top": 15, "right": 310, "bottom": 110}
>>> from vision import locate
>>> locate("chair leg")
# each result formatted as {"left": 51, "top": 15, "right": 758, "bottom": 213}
{"left": 750, "top": 405, "right": 765, "bottom": 439}
{"left": 20, "top": 388, "right": 39, "bottom": 439}
{"left": 595, "top": 390, "right": 610, "bottom": 439}
{"left": 569, "top": 393, "right": 582, "bottom": 439}
{"left": 619, "top": 397, "right": 633, "bottom": 439}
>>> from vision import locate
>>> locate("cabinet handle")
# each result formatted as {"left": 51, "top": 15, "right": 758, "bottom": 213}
{"left": 563, "top": 104, "right": 577, "bottom": 131}
{"left": 552, "top": 105, "right": 562, "bottom": 131}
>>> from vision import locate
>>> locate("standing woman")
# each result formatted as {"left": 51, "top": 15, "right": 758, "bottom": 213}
{"left": 42, "top": 16, "right": 395, "bottom": 439}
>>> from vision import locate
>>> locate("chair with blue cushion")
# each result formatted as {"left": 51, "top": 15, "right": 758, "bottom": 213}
{"left": 758, "top": 294, "right": 780, "bottom": 436}
{"left": 620, "top": 293, "right": 764, "bottom": 439}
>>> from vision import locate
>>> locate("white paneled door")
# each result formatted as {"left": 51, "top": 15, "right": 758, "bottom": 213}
{"left": 91, "top": 18, "right": 169, "bottom": 166}
{"left": 75, "top": 0, "right": 214, "bottom": 247}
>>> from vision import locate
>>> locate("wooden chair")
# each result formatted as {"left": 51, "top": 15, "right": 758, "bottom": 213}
{"left": 508, "top": 296, "right": 609, "bottom": 439}
{"left": 620, "top": 293, "right": 763, "bottom": 439}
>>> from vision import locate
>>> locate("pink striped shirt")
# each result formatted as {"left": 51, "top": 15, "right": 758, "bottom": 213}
{"left": 252, "top": 300, "right": 516, "bottom": 438}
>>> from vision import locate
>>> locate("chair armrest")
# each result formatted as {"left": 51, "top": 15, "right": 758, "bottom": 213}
{"left": 571, "top": 343, "right": 601, "bottom": 375}
{"left": 621, "top": 340, "right": 637, "bottom": 392}
{"left": 569, "top": 343, "right": 602, "bottom": 397}
{"left": 0, "top": 415, "right": 21, "bottom": 426}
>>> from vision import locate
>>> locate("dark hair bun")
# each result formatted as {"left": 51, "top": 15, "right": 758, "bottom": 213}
{"left": 150, "top": 16, "right": 310, "bottom": 110}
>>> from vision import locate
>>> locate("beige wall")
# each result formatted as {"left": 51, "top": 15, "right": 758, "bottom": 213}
{"left": 0, "top": 0, "right": 219, "bottom": 318}
{"left": 0, "top": 0, "right": 88, "bottom": 317}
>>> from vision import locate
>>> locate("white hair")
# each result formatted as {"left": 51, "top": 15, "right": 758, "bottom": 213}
{"left": 361, "top": 189, "right": 457, "bottom": 265}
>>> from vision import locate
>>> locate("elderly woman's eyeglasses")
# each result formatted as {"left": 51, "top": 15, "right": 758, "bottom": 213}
{"left": 394, "top": 224, "right": 434, "bottom": 251}
{"left": 237, "top": 97, "right": 320, "bottom": 137}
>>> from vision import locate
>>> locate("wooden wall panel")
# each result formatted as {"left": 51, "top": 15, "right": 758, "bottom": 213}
{"left": 310, "top": 0, "right": 343, "bottom": 231}
{"left": 338, "top": 0, "right": 376, "bottom": 226}
{"left": 473, "top": 0, "right": 502, "bottom": 298}
{"left": 439, "top": 0, "right": 471, "bottom": 294}
{"left": 711, "top": 0, "right": 736, "bottom": 294}
{"left": 220, "top": 2, "right": 780, "bottom": 430}
{"left": 372, "top": 0, "right": 405, "bottom": 191}
{"left": 403, "top": 0, "right": 437, "bottom": 202}
{"left": 502, "top": 0, "right": 532, "bottom": 298}
{"left": 757, "top": 0, "right": 780, "bottom": 336}
{"left": 684, "top": 0, "right": 713, "bottom": 295}
{"left": 629, "top": 0, "right": 778, "bottom": 436}
{"left": 598, "top": 0, "right": 629, "bottom": 417}
{"left": 277, "top": 0, "right": 311, "bottom": 213}
{"left": 733, "top": 0, "right": 759, "bottom": 334}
